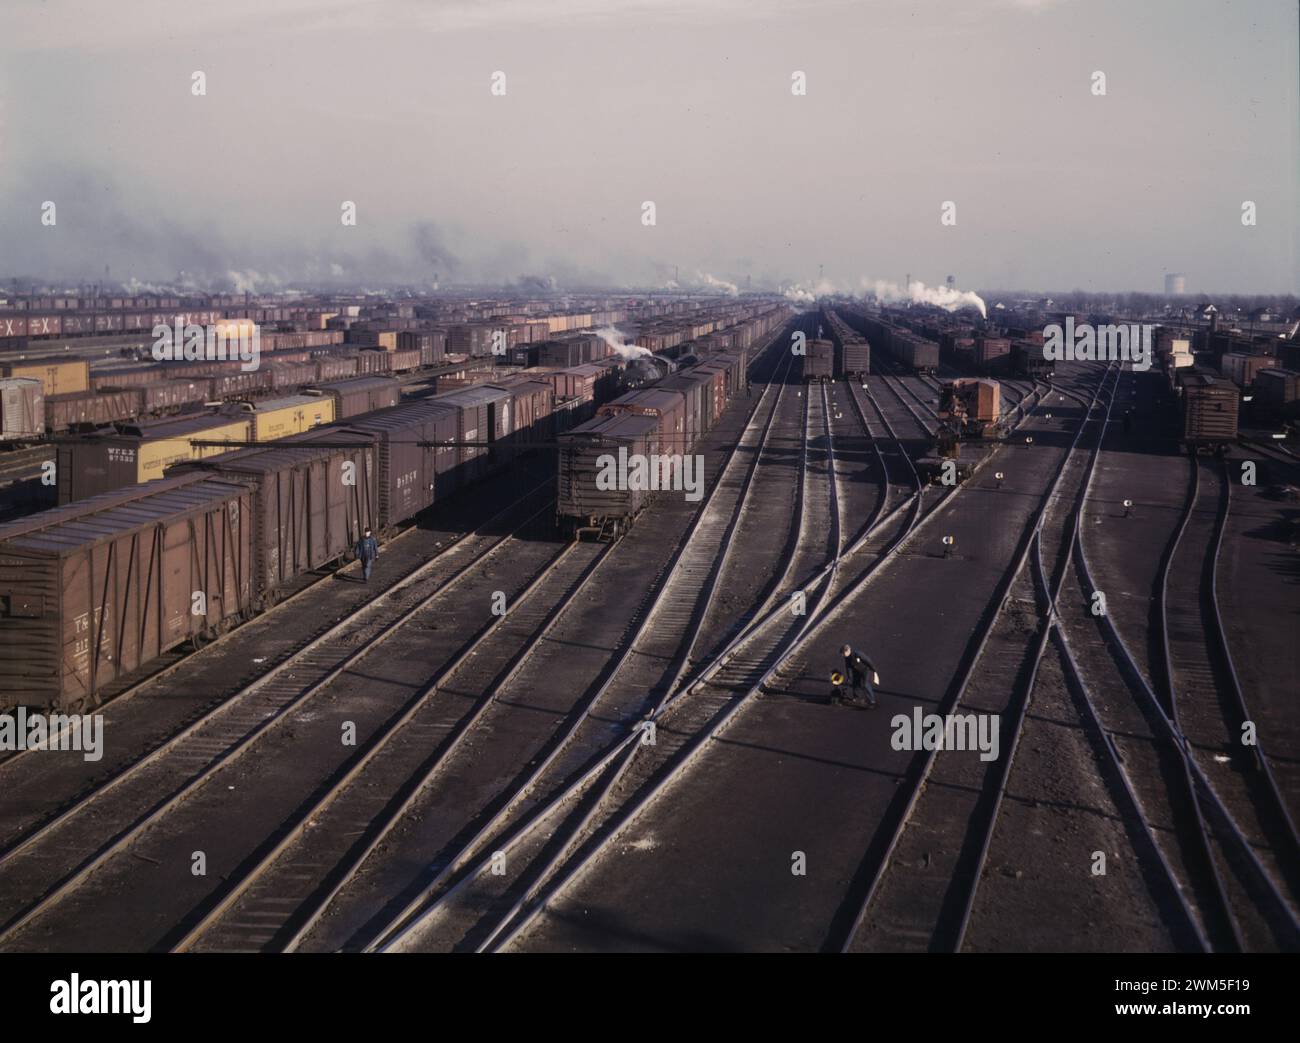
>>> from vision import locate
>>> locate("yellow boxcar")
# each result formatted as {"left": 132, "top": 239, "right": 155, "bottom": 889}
{"left": 1, "top": 358, "right": 90, "bottom": 396}
{"left": 135, "top": 416, "right": 253, "bottom": 482}
{"left": 247, "top": 395, "right": 335, "bottom": 441}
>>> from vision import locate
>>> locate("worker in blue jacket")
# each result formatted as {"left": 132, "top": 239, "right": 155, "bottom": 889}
{"left": 355, "top": 528, "right": 380, "bottom": 582}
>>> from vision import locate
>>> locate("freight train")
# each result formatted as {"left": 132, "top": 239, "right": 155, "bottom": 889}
{"left": 53, "top": 378, "right": 402, "bottom": 504}
{"left": 0, "top": 308, "right": 793, "bottom": 708}
{"left": 0, "top": 344, "right": 465, "bottom": 443}
{"left": 1177, "top": 371, "right": 1239, "bottom": 453}
{"left": 820, "top": 306, "right": 871, "bottom": 378}
{"left": 557, "top": 347, "right": 758, "bottom": 539}
{"left": 0, "top": 369, "right": 590, "bottom": 709}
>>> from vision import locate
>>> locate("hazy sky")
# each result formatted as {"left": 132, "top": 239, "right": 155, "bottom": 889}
{"left": 2, "top": 0, "right": 1296, "bottom": 295}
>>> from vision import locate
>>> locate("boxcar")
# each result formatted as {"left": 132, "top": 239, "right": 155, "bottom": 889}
{"left": 172, "top": 440, "right": 377, "bottom": 607}
{"left": 313, "top": 354, "right": 360, "bottom": 383}
{"left": 438, "top": 385, "right": 514, "bottom": 480}
{"left": 56, "top": 413, "right": 252, "bottom": 504}
{"left": 140, "top": 379, "right": 209, "bottom": 415}
{"left": 656, "top": 372, "right": 713, "bottom": 448}
{"left": 46, "top": 390, "right": 131, "bottom": 433}
{"left": 842, "top": 338, "right": 871, "bottom": 378}
{"left": 226, "top": 394, "right": 334, "bottom": 441}
{"left": 307, "top": 376, "right": 402, "bottom": 420}
{"left": 557, "top": 412, "right": 661, "bottom": 539}
{"left": 339, "top": 400, "right": 460, "bottom": 531}
{"left": 489, "top": 377, "right": 555, "bottom": 448}
{"left": 805, "top": 339, "right": 835, "bottom": 382}
{"left": 0, "top": 474, "right": 255, "bottom": 708}
{"left": 1181, "top": 374, "right": 1239, "bottom": 452}
{"left": 599, "top": 387, "right": 688, "bottom": 455}
{"left": 2, "top": 358, "right": 90, "bottom": 397}
{"left": 0, "top": 377, "right": 44, "bottom": 441}
{"left": 690, "top": 364, "right": 729, "bottom": 425}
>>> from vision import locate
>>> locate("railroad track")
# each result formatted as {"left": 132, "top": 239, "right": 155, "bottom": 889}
{"left": 172, "top": 345, "right": 802, "bottom": 951}
{"left": 423, "top": 376, "right": 852, "bottom": 953}
{"left": 837, "top": 364, "right": 1118, "bottom": 951}
{"left": 171, "top": 534, "right": 613, "bottom": 951}
{"left": 449, "top": 373, "right": 1053, "bottom": 952}
{"left": 1050, "top": 382, "right": 1300, "bottom": 951}
{"left": 1156, "top": 450, "right": 1300, "bottom": 943}
{"left": 0, "top": 473, "right": 555, "bottom": 779}
{"left": 0, "top": 484, "right": 560, "bottom": 947}
{"left": 346, "top": 352, "right": 816, "bottom": 951}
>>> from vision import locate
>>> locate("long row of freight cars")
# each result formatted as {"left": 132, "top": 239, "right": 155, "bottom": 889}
{"left": 0, "top": 376, "right": 570, "bottom": 709}
{"left": 833, "top": 307, "right": 940, "bottom": 374}
{"left": 0, "top": 320, "right": 782, "bottom": 709}
{"left": 557, "top": 349, "right": 757, "bottom": 539}
{"left": 54, "top": 378, "right": 404, "bottom": 504}
{"left": 819, "top": 308, "right": 871, "bottom": 379}
{"left": 0, "top": 347, "right": 436, "bottom": 440}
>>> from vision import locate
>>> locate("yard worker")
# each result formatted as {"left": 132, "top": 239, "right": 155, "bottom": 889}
{"left": 355, "top": 527, "right": 380, "bottom": 583}
{"left": 841, "top": 644, "right": 879, "bottom": 708}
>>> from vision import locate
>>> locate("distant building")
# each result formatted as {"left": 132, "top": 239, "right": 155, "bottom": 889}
{"left": 1164, "top": 272, "right": 1187, "bottom": 295}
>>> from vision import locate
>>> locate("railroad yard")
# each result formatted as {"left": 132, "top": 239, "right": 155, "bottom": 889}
{"left": 0, "top": 295, "right": 1296, "bottom": 953}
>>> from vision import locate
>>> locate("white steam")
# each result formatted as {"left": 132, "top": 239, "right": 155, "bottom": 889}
{"left": 865, "top": 278, "right": 987, "bottom": 318}
{"left": 783, "top": 278, "right": 839, "bottom": 303}
{"left": 594, "top": 325, "right": 654, "bottom": 360}
{"left": 696, "top": 272, "right": 739, "bottom": 295}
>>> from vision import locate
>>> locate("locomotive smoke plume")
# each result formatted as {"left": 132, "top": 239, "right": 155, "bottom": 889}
{"left": 867, "top": 278, "right": 987, "bottom": 318}
{"left": 783, "top": 278, "right": 838, "bottom": 303}
{"left": 595, "top": 325, "right": 654, "bottom": 360}
{"left": 697, "top": 272, "right": 739, "bottom": 295}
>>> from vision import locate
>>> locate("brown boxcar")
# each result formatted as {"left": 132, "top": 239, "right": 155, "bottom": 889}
{"left": 842, "top": 338, "right": 872, "bottom": 377}
{"left": 690, "top": 364, "right": 728, "bottom": 424}
{"left": 172, "top": 440, "right": 377, "bottom": 606}
{"left": 208, "top": 369, "right": 272, "bottom": 401}
{"left": 340, "top": 400, "right": 460, "bottom": 530}
{"left": 805, "top": 339, "right": 834, "bottom": 382}
{"left": 557, "top": 412, "right": 661, "bottom": 539}
{"left": 599, "top": 388, "right": 688, "bottom": 455}
{"left": 397, "top": 330, "right": 445, "bottom": 366}
{"left": 89, "top": 365, "right": 163, "bottom": 391}
{"left": 0, "top": 316, "right": 29, "bottom": 339}
{"left": 489, "top": 377, "right": 555, "bottom": 447}
{"left": 437, "top": 385, "right": 514, "bottom": 481}
{"left": 141, "top": 379, "right": 209, "bottom": 415}
{"left": 655, "top": 373, "right": 711, "bottom": 448}
{"left": 314, "top": 354, "right": 360, "bottom": 383}
{"left": 25, "top": 315, "right": 64, "bottom": 337}
{"left": 1182, "top": 374, "right": 1239, "bottom": 451}
{"left": 388, "top": 348, "right": 422, "bottom": 373}
{"left": 0, "top": 474, "right": 254, "bottom": 708}
{"left": 267, "top": 360, "right": 319, "bottom": 390}
{"left": 307, "top": 376, "right": 402, "bottom": 419}
{"left": 1255, "top": 368, "right": 1300, "bottom": 411}
{"left": 45, "top": 389, "right": 141, "bottom": 432}
{"left": 356, "top": 349, "right": 391, "bottom": 375}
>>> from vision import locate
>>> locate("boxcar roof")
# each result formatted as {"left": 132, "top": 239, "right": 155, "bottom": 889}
{"left": 0, "top": 476, "right": 243, "bottom": 554}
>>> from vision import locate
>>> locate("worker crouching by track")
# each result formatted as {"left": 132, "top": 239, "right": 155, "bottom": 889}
{"left": 833, "top": 644, "right": 879, "bottom": 709}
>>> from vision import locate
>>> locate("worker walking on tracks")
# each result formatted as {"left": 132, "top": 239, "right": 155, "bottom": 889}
{"left": 355, "top": 527, "right": 380, "bottom": 583}
{"left": 840, "top": 644, "right": 879, "bottom": 708}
